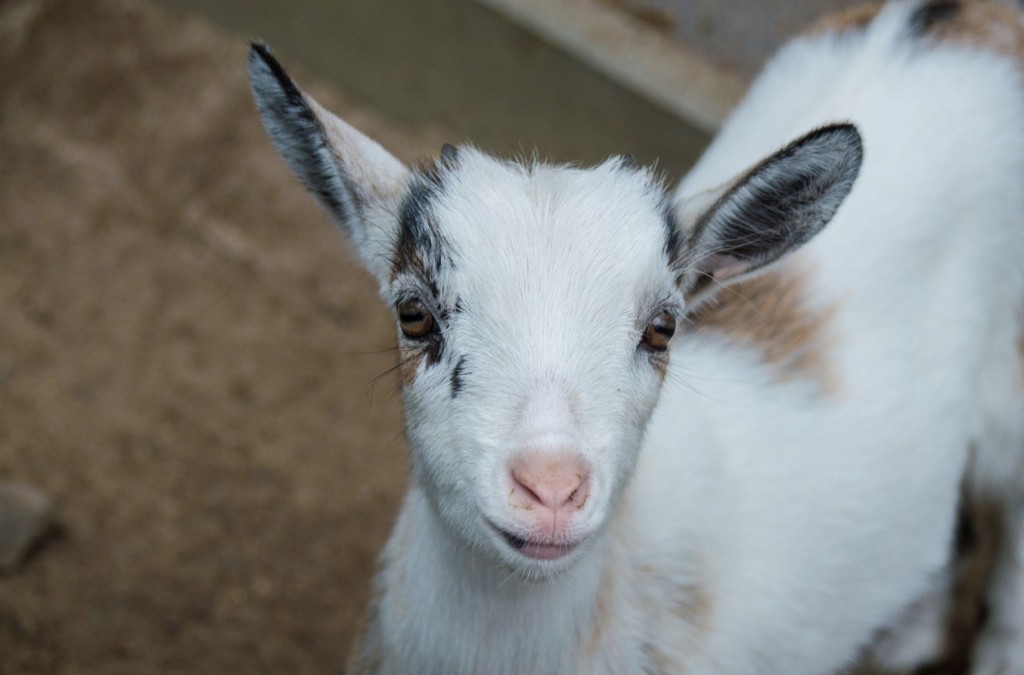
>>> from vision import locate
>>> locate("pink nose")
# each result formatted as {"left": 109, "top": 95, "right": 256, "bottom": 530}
{"left": 509, "top": 453, "right": 590, "bottom": 513}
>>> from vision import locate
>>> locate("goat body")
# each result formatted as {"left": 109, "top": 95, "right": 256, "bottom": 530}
{"left": 249, "top": 1, "right": 1024, "bottom": 673}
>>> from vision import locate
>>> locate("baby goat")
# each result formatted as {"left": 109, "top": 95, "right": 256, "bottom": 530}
{"left": 248, "top": 1, "right": 1024, "bottom": 672}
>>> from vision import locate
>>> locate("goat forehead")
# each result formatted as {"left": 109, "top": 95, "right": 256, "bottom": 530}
{"left": 432, "top": 154, "right": 674, "bottom": 313}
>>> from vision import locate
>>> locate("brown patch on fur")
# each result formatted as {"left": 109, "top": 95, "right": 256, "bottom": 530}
{"left": 640, "top": 561, "right": 713, "bottom": 632}
{"left": 914, "top": 0, "right": 1024, "bottom": 69}
{"left": 689, "top": 266, "right": 836, "bottom": 389}
{"left": 808, "top": 3, "right": 885, "bottom": 37}
{"left": 913, "top": 487, "right": 1003, "bottom": 674}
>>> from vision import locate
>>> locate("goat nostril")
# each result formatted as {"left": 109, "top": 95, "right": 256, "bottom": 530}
{"left": 512, "top": 470, "right": 544, "bottom": 507}
{"left": 571, "top": 485, "right": 589, "bottom": 509}
{"left": 568, "top": 474, "right": 592, "bottom": 507}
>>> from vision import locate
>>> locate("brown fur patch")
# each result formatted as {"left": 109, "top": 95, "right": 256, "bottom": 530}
{"left": 809, "top": 2, "right": 885, "bottom": 37}
{"left": 689, "top": 266, "right": 836, "bottom": 388}
{"left": 673, "top": 582, "right": 712, "bottom": 634}
{"left": 914, "top": 0, "right": 1024, "bottom": 68}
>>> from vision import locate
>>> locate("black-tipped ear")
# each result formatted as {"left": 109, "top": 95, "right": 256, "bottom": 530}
{"left": 248, "top": 43, "right": 357, "bottom": 227}
{"left": 680, "top": 123, "right": 863, "bottom": 297}
{"left": 248, "top": 43, "right": 410, "bottom": 284}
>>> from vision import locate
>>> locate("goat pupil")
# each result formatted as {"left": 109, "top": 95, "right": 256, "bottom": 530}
{"left": 400, "top": 310, "right": 423, "bottom": 322}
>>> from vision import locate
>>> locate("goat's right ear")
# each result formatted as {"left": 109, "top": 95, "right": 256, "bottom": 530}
{"left": 673, "top": 123, "right": 863, "bottom": 307}
{"left": 248, "top": 43, "right": 410, "bottom": 285}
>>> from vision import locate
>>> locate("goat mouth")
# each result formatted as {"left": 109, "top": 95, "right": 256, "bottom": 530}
{"left": 494, "top": 526, "right": 580, "bottom": 561}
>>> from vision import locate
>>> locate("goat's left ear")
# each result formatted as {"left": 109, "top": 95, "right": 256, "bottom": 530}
{"left": 248, "top": 43, "right": 410, "bottom": 286}
{"left": 675, "top": 123, "right": 863, "bottom": 303}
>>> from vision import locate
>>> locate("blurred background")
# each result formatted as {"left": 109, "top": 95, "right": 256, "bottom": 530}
{"left": 0, "top": 0, "right": 859, "bottom": 671}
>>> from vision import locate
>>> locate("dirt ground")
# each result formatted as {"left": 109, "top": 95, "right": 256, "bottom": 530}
{"left": 0, "top": 0, "right": 452, "bottom": 671}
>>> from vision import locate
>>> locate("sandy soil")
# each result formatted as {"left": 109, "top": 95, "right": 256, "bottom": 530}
{"left": 0, "top": 0, "right": 448, "bottom": 671}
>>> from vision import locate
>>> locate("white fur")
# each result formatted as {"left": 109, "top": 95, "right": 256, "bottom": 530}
{"left": 250, "top": 2, "right": 1024, "bottom": 673}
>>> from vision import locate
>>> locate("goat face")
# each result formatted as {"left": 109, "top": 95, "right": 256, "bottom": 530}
{"left": 248, "top": 44, "right": 863, "bottom": 576}
{"left": 391, "top": 150, "right": 680, "bottom": 573}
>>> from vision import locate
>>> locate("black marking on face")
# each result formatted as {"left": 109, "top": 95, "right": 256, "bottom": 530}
{"left": 395, "top": 178, "right": 436, "bottom": 273}
{"left": 909, "top": 0, "right": 961, "bottom": 37}
{"left": 450, "top": 356, "right": 467, "bottom": 397}
{"left": 393, "top": 169, "right": 454, "bottom": 296}
{"left": 423, "top": 332, "right": 445, "bottom": 367}
{"left": 392, "top": 163, "right": 459, "bottom": 374}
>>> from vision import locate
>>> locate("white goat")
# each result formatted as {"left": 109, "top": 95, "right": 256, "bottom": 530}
{"left": 248, "top": 1, "right": 1024, "bottom": 672}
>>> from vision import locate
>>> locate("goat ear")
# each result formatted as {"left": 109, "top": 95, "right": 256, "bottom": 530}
{"left": 248, "top": 43, "right": 410, "bottom": 285}
{"left": 675, "top": 124, "right": 863, "bottom": 303}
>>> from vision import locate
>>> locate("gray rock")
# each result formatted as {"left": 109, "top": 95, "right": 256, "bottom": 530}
{"left": 0, "top": 482, "right": 58, "bottom": 574}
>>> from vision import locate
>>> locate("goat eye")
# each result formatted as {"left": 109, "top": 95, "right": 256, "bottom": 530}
{"left": 397, "top": 299, "right": 436, "bottom": 339}
{"left": 642, "top": 311, "right": 676, "bottom": 351}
